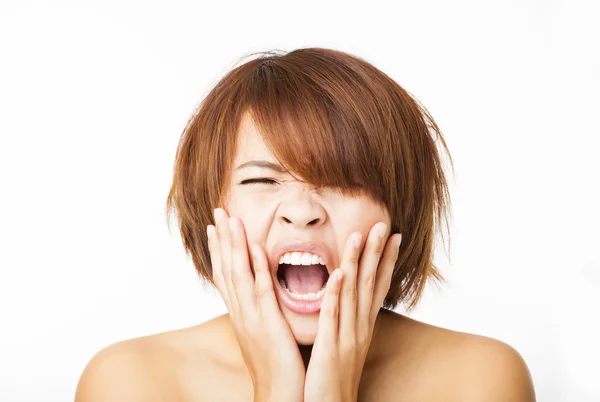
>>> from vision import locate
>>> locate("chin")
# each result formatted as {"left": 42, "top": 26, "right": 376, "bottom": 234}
{"left": 281, "top": 307, "right": 319, "bottom": 345}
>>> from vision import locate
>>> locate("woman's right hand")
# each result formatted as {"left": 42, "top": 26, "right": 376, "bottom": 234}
{"left": 207, "top": 208, "right": 305, "bottom": 402}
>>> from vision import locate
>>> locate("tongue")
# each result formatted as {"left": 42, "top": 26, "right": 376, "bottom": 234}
{"left": 283, "top": 264, "right": 328, "bottom": 294}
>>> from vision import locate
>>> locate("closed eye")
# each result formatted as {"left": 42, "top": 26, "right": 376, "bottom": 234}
{"left": 241, "top": 178, "right": 279, "bottom": 185}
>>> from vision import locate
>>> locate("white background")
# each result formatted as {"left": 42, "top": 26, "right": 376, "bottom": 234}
{"left": 1, "top": 0, "right": 598, "bottom": 401}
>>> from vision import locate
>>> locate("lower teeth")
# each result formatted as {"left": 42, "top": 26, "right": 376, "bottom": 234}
{"left": 279, "top": 279, "right": 326, "bottom": 301}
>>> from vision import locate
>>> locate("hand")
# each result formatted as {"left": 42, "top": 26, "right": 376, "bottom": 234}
{"left": 208, "top": 208, "right": 305, "bottom": 402}
{"left": 303, "top": 222, "right": 402, "bottom": 402}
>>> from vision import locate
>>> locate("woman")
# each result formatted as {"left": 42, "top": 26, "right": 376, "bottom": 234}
{"left": 75, "top": 47, "right": 535, "bottom": 401}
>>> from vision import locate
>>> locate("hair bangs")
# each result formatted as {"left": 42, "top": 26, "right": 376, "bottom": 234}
{"left": 241, "top": 60, "right": 387, "bottom": 204}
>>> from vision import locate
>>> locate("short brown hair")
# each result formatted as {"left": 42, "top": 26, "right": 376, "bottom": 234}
{"left": 165, "top": 47, "right": 454, "bottom": 310}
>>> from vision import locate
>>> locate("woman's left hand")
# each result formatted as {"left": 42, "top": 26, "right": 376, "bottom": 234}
{"left": 304, "top": 222, "right": 402, "bottom": 402}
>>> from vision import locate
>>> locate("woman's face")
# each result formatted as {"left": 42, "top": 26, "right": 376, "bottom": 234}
{"left": 223, "top": 113, "right": 391, "bottom": 345}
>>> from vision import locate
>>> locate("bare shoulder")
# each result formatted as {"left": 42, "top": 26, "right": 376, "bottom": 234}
{"left": 74, "top": 336, "right": 170, "bottom": 402}
{"left": 447, "top": 331, "right": 536, "bottom": 401}
{"left": 375, "top": 311, "right": 536, "bottom": 401}
{"left": 74, "top": 317, "right": 231, "bottom": 402}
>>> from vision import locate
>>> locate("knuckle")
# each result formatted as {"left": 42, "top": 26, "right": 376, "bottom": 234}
{"left": 340, "top": 337, "right": 356, "bottom": 353}
{"left": 255, "top": 278, "right": 270, "bottom": 299}
{"left": 230, "top": 267, "right": 242, "bottom": 286}
{"left": 347, "top": 286, "right": 357, "bottom": 301}
{"left": 215, "top": 223, "right": 224, "bottom": 239}
{"left": 373, "top": 239, "right": 385, "bottom": 256}
{"left": 324, "top": 301, "right": 339, "bottom": 318}
{"left": 366, "top": 273, "right": 376, "bottom": 292}
{"left": 387, "top": 248, "right": 398, "bottom": 263}
{"left": 255, "top": 288, "right": 268, "bottom": 300}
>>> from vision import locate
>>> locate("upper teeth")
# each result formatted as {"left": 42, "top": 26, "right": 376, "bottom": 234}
{"left": 279, "top": 252, "right": 325, "bottom": 266}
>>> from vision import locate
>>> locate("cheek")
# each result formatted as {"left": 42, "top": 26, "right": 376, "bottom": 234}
{"left": 228, "top": 209, "right": 271, "bottom": 243}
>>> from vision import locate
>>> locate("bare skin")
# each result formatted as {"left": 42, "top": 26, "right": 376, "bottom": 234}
{"left": 75, "top": 111, "right": 536, "bottom": 400}
{"left": 75, "top": 309, "right": 536, "bottom": 401}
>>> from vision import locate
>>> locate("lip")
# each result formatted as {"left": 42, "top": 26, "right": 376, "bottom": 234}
{"left": 274, "top": 276, "right": 325, "bottom": 314}
{"left": 269, "top": 240, "right": 334, "bottom": 275}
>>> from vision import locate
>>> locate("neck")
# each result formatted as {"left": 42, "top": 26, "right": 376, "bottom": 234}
{"left": 221, "top": 307, "right": 394, "bottom": 372}
{"left": 298, "top": 344, "right": 313, "bottom": 369}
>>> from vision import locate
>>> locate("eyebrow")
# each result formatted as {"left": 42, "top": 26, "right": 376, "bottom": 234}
{"left": 235, "top": 160, "right": 287, "bottom": 173}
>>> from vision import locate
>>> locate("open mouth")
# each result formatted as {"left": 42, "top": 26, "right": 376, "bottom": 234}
{"left": 276, "top": 261, "right": 330, "bottom": 301}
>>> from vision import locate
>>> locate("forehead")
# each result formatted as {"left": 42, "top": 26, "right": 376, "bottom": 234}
{"left": 234, "top": 112, "right": 274, "bottom": 162}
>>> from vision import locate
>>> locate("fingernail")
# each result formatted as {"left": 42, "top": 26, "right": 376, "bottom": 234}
{"left": 378, "top": 223, "right": 387, "bottom": 238}
{"left": 396, "top": 234, "right": 403, "bottom": 249}
{"left": 207, "top": 225, "right": 215, "bottom": 238}
{"left": 353, "top": 233, "right": 362, "bottom": 248}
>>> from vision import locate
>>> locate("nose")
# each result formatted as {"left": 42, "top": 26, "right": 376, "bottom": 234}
{"left": 276, "top": 182, "right": 326, "bottom": 230}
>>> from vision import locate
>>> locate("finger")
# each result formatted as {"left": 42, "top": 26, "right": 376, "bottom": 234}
{"left": 315, "top": 268, "right": 344, "bottom": 347}
{"left": 339, "top": 232, "right": 361, "bottom": 339}
{"left": 369, "top": 233, "right": 402, "bottom": 326}
{"left": 214, "top": 208, "right": 239, "bottom": 315}
{"left": 356, "top": 222, "right": 388, "bottom": 328}
{"left": 229, "top": 216, "right": 257, "bottom": 314}
{"left": 207, "top": 224, "right": 231, "bottom": 309}
{"left": 250, "top": 243, "right": 284, "bottom": 319}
